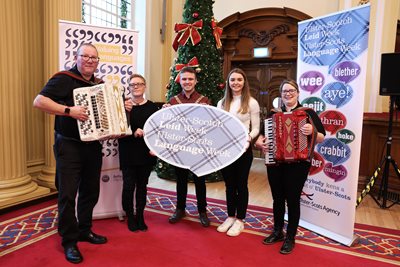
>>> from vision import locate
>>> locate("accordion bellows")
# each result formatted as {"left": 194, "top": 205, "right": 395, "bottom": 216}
{"left": 265, "top": 109, "right": 317, "bottom": 165}
{"left": 73, "top": 84, "right": 132, "bottom": 141}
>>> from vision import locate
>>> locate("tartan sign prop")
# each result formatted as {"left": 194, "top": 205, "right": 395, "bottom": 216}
{"left": 144, "top": 104, "right": 248, "bottom": 176}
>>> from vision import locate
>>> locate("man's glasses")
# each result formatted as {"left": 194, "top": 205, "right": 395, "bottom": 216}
{"left": 129, "top": 83, "right": 145, "bottom": 88}
{"left": 79, "top": 55, "right": 100, "bottom": 62}
{"left": 281, "top": 89, "right": 297, "bottom": 95}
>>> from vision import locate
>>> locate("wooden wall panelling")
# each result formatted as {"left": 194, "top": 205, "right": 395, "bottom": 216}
{"left": 359, "top": 114, "right": 400, "bottom": 196}
{"left": 218, "top": 7, "right": 311, "bottom": 159}
{"left": 219, "top": 7, "right": 311, "bottom": 75}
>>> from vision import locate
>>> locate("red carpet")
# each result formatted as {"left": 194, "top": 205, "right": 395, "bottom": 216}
{"left": 1, "top": 188, "right": 399, "bottom": 266}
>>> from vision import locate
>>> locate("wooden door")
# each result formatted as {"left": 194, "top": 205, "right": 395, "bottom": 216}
{"left": 232, "top": 62, "right": 296, "bottom": 121}
{"left": 231, "top": 61, "right": 296, "bottom": 158}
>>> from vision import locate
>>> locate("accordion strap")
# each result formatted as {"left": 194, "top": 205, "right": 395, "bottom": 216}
{"left": 52, "top": 70, "right": 104, "bottom": 85}
{"left": 296, "top": 107, "right": 318, "bottom": 160}
{"left": 173, "top": 94, "right": 204, "bottom": 104}
{"left": 271, "top": 108, "right": 282, "bottom": 113}
{"left": 306, "top": 113, "right": 318, "bottom": 159}
{"left": 173, "top": 95, "right": 182, "bottom": 104}
{"left": 195, "top": 95, "right": 205, "bottom": 103}
{"left": 270, "top": 106, "right": 311, "bottom": 114}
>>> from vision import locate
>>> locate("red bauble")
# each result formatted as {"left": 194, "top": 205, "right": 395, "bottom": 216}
{"left": 219, "top": 83, "right": 225, "bottom": 89}
{"left": 192, "top": 12, "right": 199, "bottom": 18}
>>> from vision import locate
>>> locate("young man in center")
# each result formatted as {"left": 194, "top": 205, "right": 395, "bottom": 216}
{"left": 165, "top": 67, "right": 211, "bottom": 227}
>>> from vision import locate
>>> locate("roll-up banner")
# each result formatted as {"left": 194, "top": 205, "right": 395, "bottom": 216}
{"left": 296, "top": 4, "right": 370, "bottom": 245}
{"left": 59, "top": 20, "right": 138, "bottom": 219}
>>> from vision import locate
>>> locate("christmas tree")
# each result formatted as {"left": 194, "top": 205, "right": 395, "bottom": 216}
{"left": 155, "top": 0, "right": 225, "bottom": 182}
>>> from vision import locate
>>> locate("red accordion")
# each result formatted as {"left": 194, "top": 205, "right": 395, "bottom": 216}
{"left": 265, "top": 109, "right": 317, "bottom": 165}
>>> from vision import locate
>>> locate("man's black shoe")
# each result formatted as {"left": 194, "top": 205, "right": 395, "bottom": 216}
{"left": 262, "top": 231, "right": 284, "bottom": 245}
{"left": 280, "top": 238, "right": 295, "bottom": 254}
{"left": 64, "top": 245, "right": 83, "bottom": 264}
{"left": 78, "top": 231, "right": 107, "bottom": 244}
{"left": 168, "top": 209, "right": 186, "bottom": 224}
{"left": 199, "top": 212, "right": 210, "bottom": 227}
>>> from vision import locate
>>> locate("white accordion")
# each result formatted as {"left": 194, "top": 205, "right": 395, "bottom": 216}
{"left": 73, "top": 84, "right": 132, "bottom": 142}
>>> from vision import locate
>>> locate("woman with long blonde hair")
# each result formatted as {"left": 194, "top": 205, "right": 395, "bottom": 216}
{"left": 217, "top": 68, "right": 260, "bottom": 236}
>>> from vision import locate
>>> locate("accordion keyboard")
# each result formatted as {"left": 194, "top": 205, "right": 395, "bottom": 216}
{"left": 264, "top": 118, "right": 276, "bottom": 165}
{"left": 74, "top": 92, "right": 95, "bottom": 136}
{"left": 73, "top": 84, "right": 131, "bottom": 141}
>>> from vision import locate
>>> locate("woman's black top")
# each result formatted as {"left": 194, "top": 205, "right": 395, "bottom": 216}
{"left": 118, "top": 101, "right": 159, "bottom": 168}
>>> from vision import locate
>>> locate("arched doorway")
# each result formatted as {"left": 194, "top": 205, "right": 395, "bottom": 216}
{"left": 219, "top": 7, "right": 312, "bottom": 121}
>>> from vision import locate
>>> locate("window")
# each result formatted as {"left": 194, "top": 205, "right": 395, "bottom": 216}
{"left": 82, "top": 0, "right": 132, "bottom": 29}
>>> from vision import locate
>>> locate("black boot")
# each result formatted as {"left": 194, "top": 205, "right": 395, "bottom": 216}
{"left": 262, "top": 229, "right": 284, "bottom": 245}
{"left": 127, "top": 212, "right": 139, "bottom": 232}
{"left": 136, "top": 210, "right": 148, "bottom": 231}
{"left": 280, "top": 236, "right": 295, "bottom": 254}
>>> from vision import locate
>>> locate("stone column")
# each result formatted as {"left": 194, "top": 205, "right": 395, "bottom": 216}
{"left": 0, "top": 1, "right": 50, "bottom": 208}
{"left": 36, "top": 0, "right": 82, "bottom": 189}
{"left": 24, "top": 0, "right": 46, "bottom": 184}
